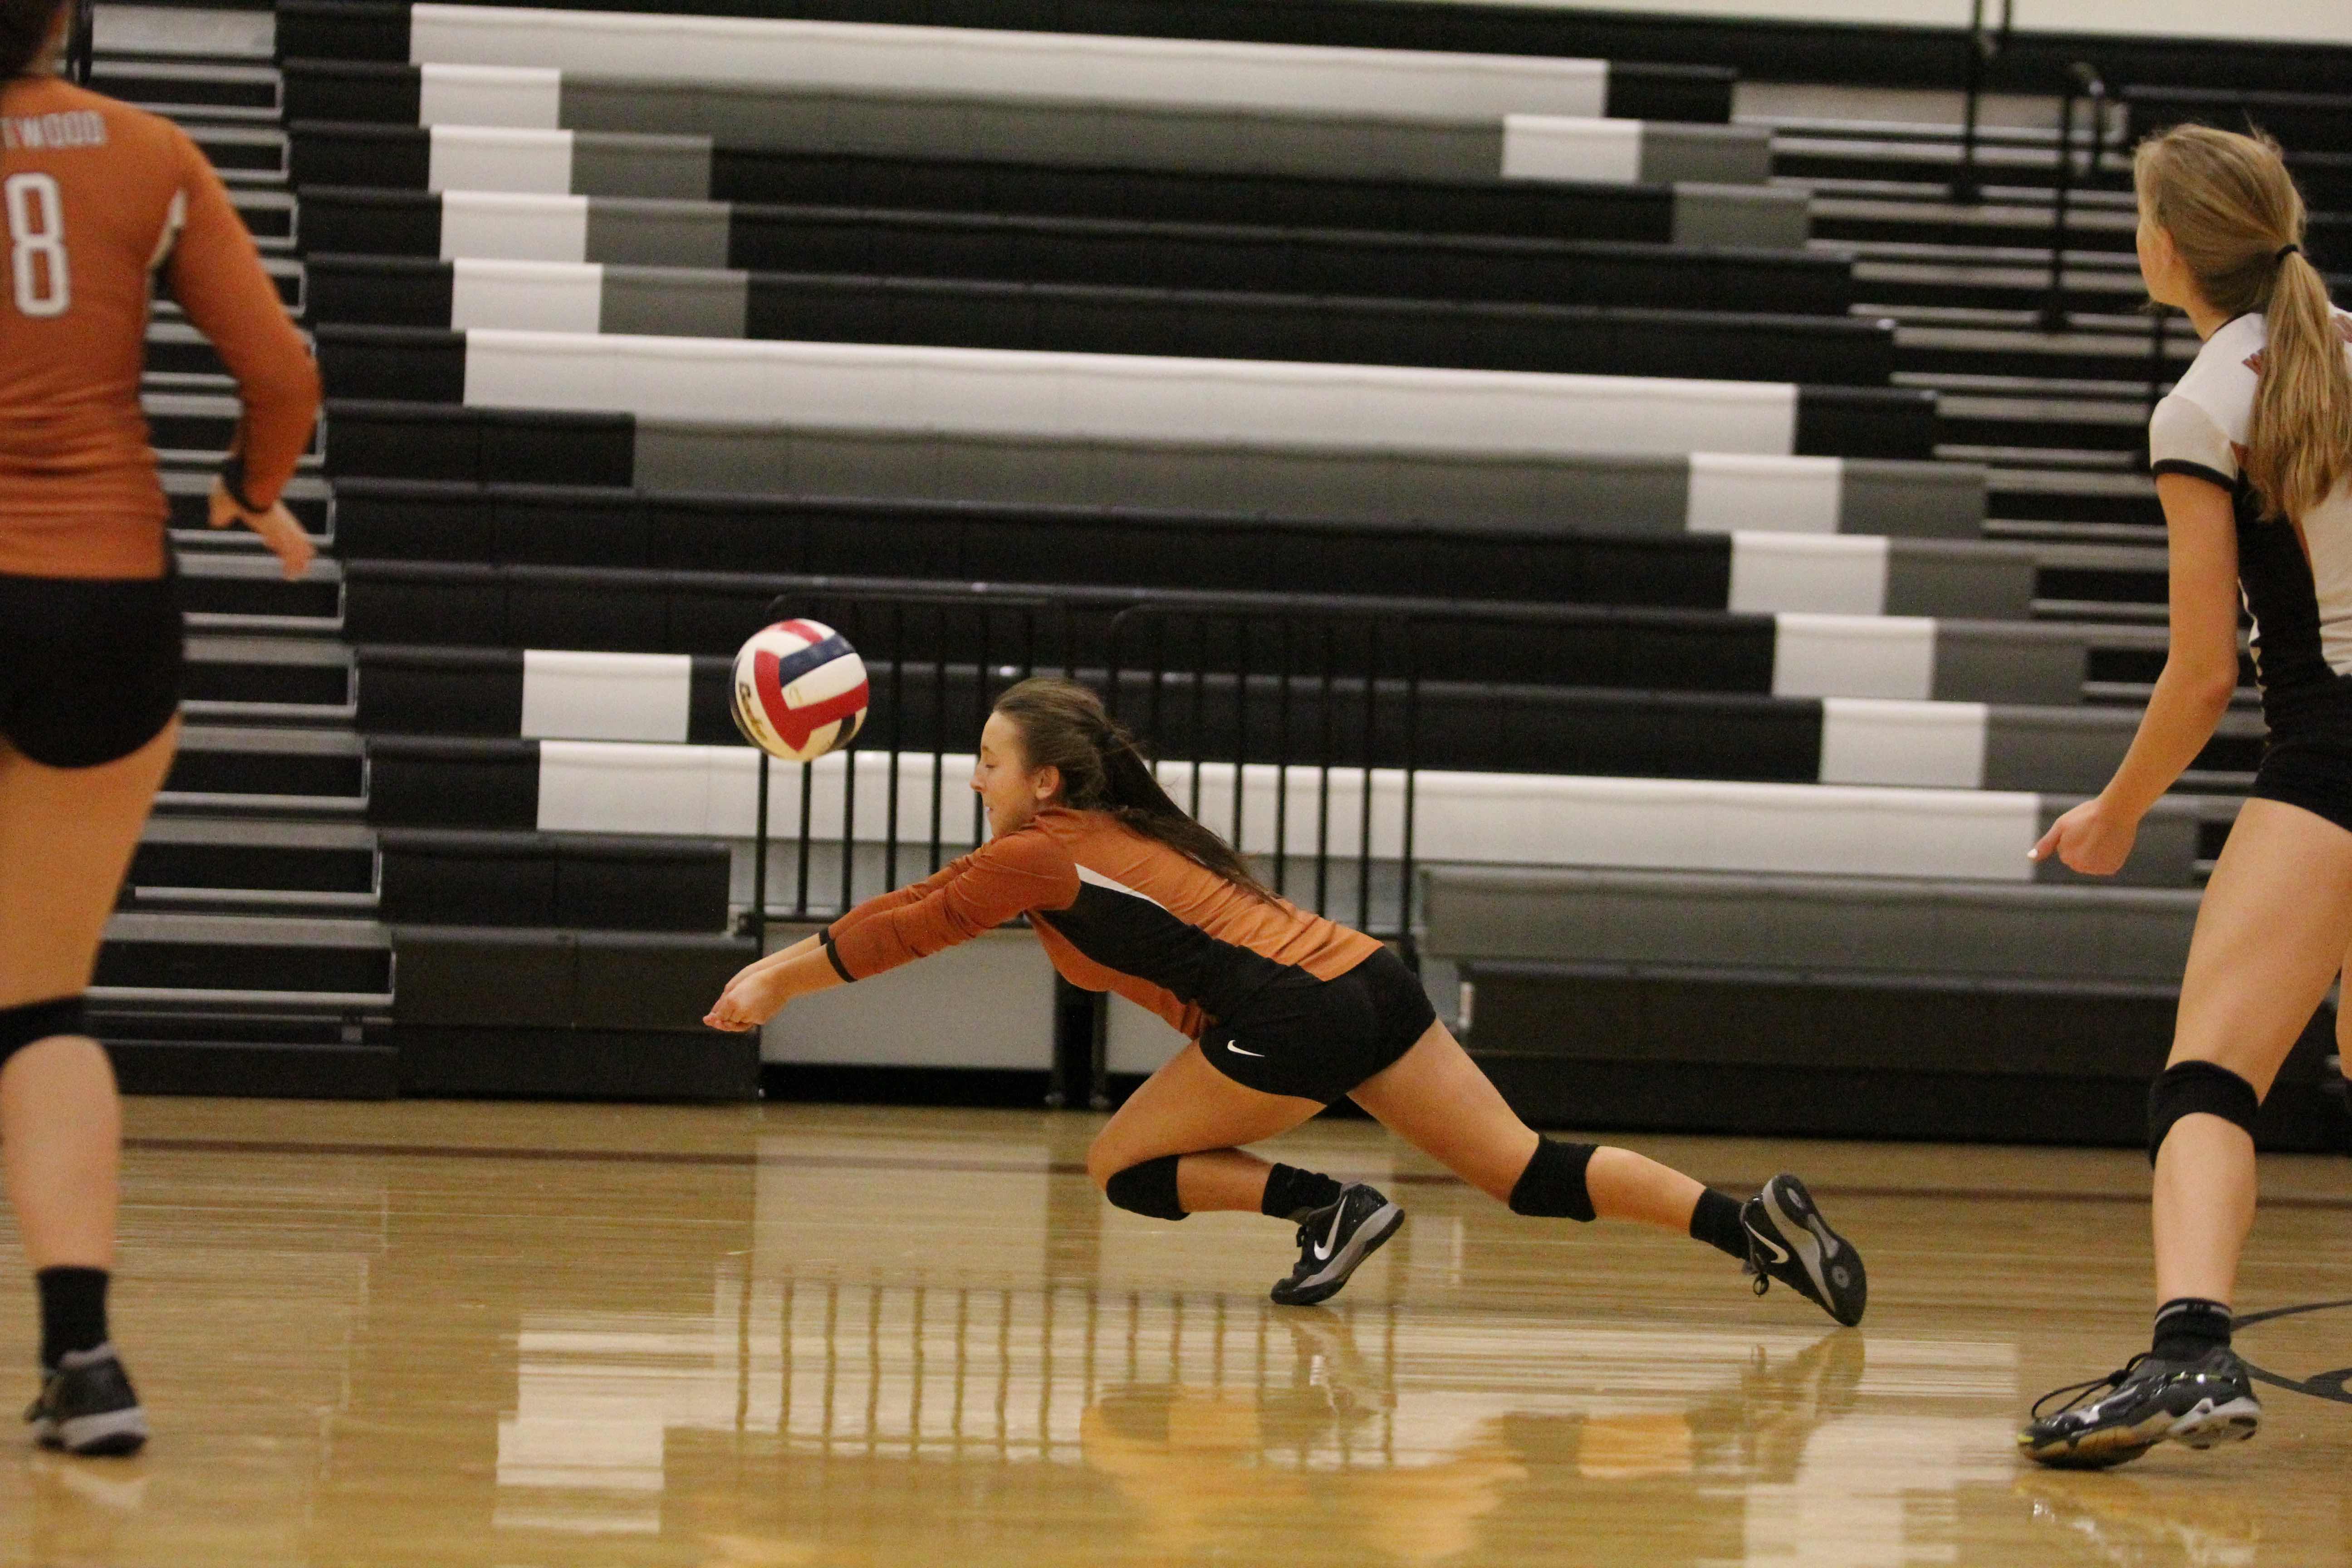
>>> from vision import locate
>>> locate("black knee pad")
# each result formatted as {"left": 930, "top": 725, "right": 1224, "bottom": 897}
{"left": 1102, "top": 1154, "right": 1188, "bottom": 1221}
{"left": 0, "top": 996, "right": 88, "bottom": 1070}
{"left": 1508, "top": 1137, "right": 1598, "bottom": 1221}
{"left": 2148, "top": 1059, "right": 2261, "bottom": 1165}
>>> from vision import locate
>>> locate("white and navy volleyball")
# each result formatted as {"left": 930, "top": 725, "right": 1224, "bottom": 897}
{"left": 730, "top": 619, "right": 870, "bottom": 763}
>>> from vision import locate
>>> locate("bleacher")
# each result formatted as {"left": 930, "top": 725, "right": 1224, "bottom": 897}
{"left": 97, "top": 0, "right": 2350, "bottom": 1142}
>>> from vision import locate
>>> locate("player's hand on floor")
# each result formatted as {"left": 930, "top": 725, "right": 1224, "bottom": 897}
{"left": 2029, "top": 795, "right": 2137, "bottom": 877}
{"left": 209, "top": 476, "right": 314, "bottom": 581}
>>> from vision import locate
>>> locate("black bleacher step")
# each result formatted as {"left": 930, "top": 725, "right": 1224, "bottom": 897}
{"left": 387, "top": 925, "right": 760, "bottom": 1100}
{"left": 177, "top": 554, "right": 342, "bottom": 620}
{"left": 101, "top": 1030, "right": 400, "bottom": 1100}
{"left": 1892, "top": 327, "right": 2194, "bottom": 384}
{"left": 297, "top": 195, "right": 1855, "bottom": 315}
{"left": 184, "top": 635, "right": 353, "bottom": 710}
{"left": 92, "top": 59, "right": 279, "bottom": 113}
{"left": 185, "top": 122, "right": 287, "bottom": 178}
{"left": 164, "top": 471, "right": 332, "bottom": 537}
{"left": 1934, "top": 395, "right": 2147, "bottom": 455}
{"left": 129, "top": 818, "right": 377, "bottom": 905}
{"left": 164, "top": 726, "right": 366, "bottom": 802}
{"left": 1809, "top": 197, "right": 2139, "bottom": 255}
{"left": 96, "top": 912, "right": 392, "bottom": 1001}
{"left": 379, "top": 829, "right": 732, "bottom": 931}
{"left": 308, "top": 290, "right": 1900, "bottom": 396}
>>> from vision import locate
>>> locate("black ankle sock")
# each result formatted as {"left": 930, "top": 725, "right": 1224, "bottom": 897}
{"left": 36, "top": 1267, "right": 109, "bottom": 1369}
{"left": 1689, "top": 1189, "right": 1749, "bottom": 1261}
{"left": 2152, "top": 1297, "right": 2232, "bottom": 1362}
{"left": 1262, "top": 1164, "right": 1345, "bottom": 1222}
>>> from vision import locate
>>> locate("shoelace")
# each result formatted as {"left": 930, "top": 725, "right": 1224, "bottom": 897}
{"left": 2030, "top": 1353, "right": 2151, "bottom": 1421}
{"left": 1740, "top": 1232, "right": 1775, "bottom": 1299}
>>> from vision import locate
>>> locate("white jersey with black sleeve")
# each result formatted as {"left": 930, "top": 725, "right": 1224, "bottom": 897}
{"left": 2148, "top": 309, "right": 2352, "bottom": 742}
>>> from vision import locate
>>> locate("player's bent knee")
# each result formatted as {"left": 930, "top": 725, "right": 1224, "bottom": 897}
{"left": 0, "top": 995, "right": 88, "bottom": 1071}
{"left": 2147, "top": 1059, "right": 2261, "bottom": 1165}
{"left": 1102, "top": 1153, "right": 1188, "bottom": 1222}
{"left": 1507, "top": 1137, "right": 1598, "bottom": 1221}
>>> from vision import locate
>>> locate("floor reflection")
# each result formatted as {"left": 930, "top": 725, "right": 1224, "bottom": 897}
{"left": 496, "top": 1273, "right": 2021, "bottom": 1566}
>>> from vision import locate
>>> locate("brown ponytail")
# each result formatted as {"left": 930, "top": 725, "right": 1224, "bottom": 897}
{"left": 0, "top": 0, "right": 63, "bottom": 80}
{"left": 2134, "top": 123, "right": 2352, "bottom": 521}
{"left": 992, "top": 676, "right": 1273, "bottom": 899}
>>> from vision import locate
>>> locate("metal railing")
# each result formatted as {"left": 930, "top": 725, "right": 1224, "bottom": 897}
{"left": 741, "top": 587, "right": 1424, "bottom": 948}
{"left": 1951, "top": 0, "right": 2017, "bottom": 205}
{"left": 65, "top": 0, "right": 93, "bottom": 84}
{"left": 2040, "top": 61, "right": 2110, "bottom": 332}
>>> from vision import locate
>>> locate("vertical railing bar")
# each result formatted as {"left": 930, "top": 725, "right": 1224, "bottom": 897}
{"left": 1231, "top": 612, "right": 1249, "bottom": 872}
{"left": 1188, "top": 615, "right": 1205, "bottom": 822}
{"left": 929, "top": 603, "right": 947, "bottom": 875}
{"left": 886, "top": 600, "right": 904, "bottom": 892}
{"left": 1357, "top": 621, "right": 1374, "bottom": 935}
{"left": 795, "top": 760, "right": 814, "bottom": 918}
{"left": 1274, "top": 614, "right": 1292, "bottom": 898}
{"left": 1315, "top": 619, "right": 1334, "bottom": 916}
{"left": 1392, "top": 620, "right": 1411, "bottom": 950}
{"left": 973, "top": 605, "right": 991, "bottom": 851}
{"left": 753, "top": 749, "right": 770, "bottom": 949}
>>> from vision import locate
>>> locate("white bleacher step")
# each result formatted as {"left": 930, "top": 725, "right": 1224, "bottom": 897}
{"left": 96, "top": 4, "right": 274, "bottom": 62}
{"left": 513, "top": 740, "right": 2192, "bottom": 884}
{"left": 400, "top": 6, "right": 1622, "bottom": 121}
{"left": 455, "top": 330, "right": 1823, "bottom": 460}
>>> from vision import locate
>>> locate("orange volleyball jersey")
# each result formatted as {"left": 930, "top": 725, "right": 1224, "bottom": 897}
{"left": 824, "top": 807, "right": 1383, "bottom": 1039}
{"left": 0, "top": 75, "right": 318, "bottom": 578}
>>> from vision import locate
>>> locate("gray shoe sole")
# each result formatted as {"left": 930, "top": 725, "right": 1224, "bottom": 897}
{"left": 33, "top": 1404, "right": 149, "bottom": 1457}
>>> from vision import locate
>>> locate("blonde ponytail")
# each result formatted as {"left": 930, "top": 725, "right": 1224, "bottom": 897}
{"left": 2249, "top": 249, "right": 2352, "bottom": 523}
{"left": 2135, "top": 123, "right": 2352, "bottom": 521}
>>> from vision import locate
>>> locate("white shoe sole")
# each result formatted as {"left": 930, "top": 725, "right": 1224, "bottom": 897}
{"left": 33, "top": 1405, "right": 149, "bottom": 1456}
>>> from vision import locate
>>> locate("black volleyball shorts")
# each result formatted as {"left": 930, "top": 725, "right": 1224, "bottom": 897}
{"left": 2249, "top": 737, "right": 2352, "bottom": 837}
{"left": 0, "top": 571, "right": 184, "bottom": 769}
{"left": 1198, "top": 945, "right": 1440, "bottom": 1104}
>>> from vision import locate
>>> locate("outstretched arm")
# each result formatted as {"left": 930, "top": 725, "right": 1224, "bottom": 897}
{"left": 701, "top": 833, "right": 1078, "bottom": 1031}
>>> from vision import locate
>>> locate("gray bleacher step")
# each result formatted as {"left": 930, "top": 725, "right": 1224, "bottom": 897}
{"left": 185, "top": 633, "right": 354, "bottom": 720}
{"left": 129, "top": 817, "right": 378, "bottom": 911}
{"left": 94, "top": 910, "right": 392, "bottom": 1007}
{"left": 1986, "top": 517, "right": 2167, "bottom": 546}
{"left": 96, "top": 5, "right": 274, "bottom": 61}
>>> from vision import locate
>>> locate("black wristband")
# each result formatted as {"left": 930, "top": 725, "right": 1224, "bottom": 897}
{"left": 218, "top": 452, "right": 262, "bottom": 514}
{"left": 819, "top": 926, "right": 856, "bottom": 984}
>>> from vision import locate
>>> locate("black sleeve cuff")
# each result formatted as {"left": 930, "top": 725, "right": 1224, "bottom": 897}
{"left": 819, "top": 926, "right": 855, "bottom": 984}
{"left": 2150, "top": 458, "right": 2237, "bottom": 493}
{"left": 219, "top": 451, "right": 262, "bottom": 514}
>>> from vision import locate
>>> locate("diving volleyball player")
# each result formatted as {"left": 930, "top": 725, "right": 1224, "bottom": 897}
{"left": 707, "top": 676, "right": 1867, "bottom": 1325}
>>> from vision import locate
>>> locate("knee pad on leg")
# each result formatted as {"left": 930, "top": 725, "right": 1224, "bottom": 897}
{"left": 1103, "top": 1154, "right": 1188, "bottom": 1221}
{"left": 1508, "top": 1138, "right": 1598, "bottom": 1221}
{"left": 2148, "top": 1060, "right": 2261, "bottom": 1165}
{"left": 0, "top": 996, "right": 87, "bottom": 1070}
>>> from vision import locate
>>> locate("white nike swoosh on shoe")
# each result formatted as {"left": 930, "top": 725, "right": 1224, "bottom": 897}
{"left": 1311, "top": 1200, "right": 1348, "bottom": 1261}
{"left": 1226, "top": 1043, "right": 1266, "bottom": 1058}
{"left": 1750, "top": 1231, "right": 1790, "bottom": 1266}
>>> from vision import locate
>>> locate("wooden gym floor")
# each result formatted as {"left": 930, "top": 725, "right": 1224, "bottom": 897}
{"left": 3, "top": 1098, "right": 2350, "bottom": 1567}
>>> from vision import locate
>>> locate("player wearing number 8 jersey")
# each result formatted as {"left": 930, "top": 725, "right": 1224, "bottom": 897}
{"left": 0, "top": 0, "right": 319, "bottom": 1455}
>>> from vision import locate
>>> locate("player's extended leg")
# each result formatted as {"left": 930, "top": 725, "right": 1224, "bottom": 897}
{"left": 1348, "top": 1021, "right": 1865, "bottom": 1325}
{"left": 0, "top": 719, "right": 177, "bottom": 1456}
{"left": 2021, "top": 798, "right": 2352, "bottom": 1470}
{"left": 1083, "top": 1042, "right": 1406, "bottom": 1306}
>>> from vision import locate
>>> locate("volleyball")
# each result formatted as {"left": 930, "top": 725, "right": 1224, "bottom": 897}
{"left": 730, "top": 618, "right": 869, "bottom": 763}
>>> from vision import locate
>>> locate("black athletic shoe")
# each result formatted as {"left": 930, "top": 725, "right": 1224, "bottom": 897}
{"left": 1270, "top": 1183, "right": 1404, "bottom": 1307}
{"left": 2017, "top": 1347, "right": 2260, "bottom": 1470}
{"left": 25, "top": 1345, "right": 148, "bottom": 1457}
{"left": 1740, "top": 1174, "right": 1867, "bottom": 1328}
